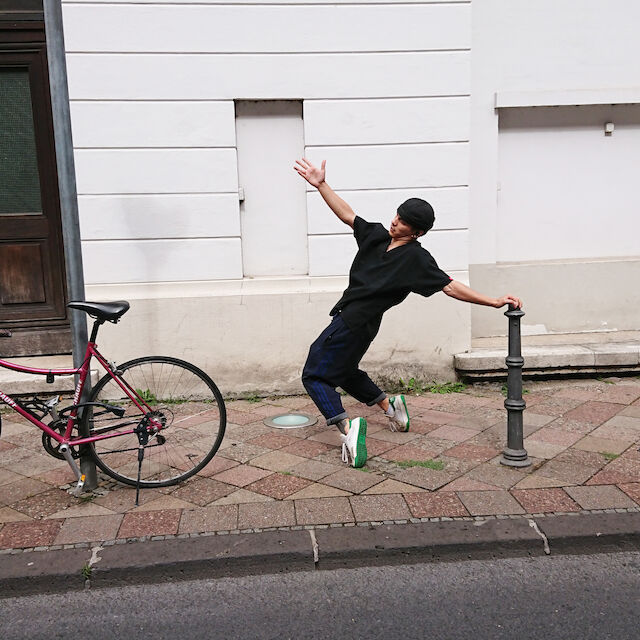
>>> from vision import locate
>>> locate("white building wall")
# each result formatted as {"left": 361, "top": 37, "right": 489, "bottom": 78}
{"left": 61, "top": 0, "right": 473, "bottom": 392}
{"left": 496, "top": 104, "right": 640, "bottom": 263}
{"left": 63, "top": 0, "right": 471, "bottom": 285}
{"left": 470, "top": 0, "right": 640, "bottom": 337}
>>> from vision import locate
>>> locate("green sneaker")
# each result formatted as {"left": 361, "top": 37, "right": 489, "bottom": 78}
{"left": 340, "top": 417, "right": 367, "bottom": 468}
{"left": 389, "top": 395, "right": 410, "bottom": 432}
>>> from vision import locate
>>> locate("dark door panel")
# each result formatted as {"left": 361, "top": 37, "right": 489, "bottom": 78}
{"left": 0, "top": 243, "right": 47, "bottom": 304}
{"left": 0, "top": 20, "right": 70, "bottom": 356}
{"left": 1, "top": 216, "right": 49, "bottom": 238}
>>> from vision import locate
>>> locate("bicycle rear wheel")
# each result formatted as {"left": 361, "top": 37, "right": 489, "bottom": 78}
{"left": 84, "top": 356, "right": 226, "bottom": 488}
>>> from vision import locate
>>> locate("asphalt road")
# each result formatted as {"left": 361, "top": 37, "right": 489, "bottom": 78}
{"left": 2, "top": 551, "right": 640, "bottom": 640}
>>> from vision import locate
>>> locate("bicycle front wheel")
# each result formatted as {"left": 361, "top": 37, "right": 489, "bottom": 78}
{"left": 84, "top": 356, "right": 226, "bottom": 488}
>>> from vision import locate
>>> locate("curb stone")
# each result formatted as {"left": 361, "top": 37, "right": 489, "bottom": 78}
{"left": 2, "top": 512, "right": 640, "bottom": 597}
{"left": 0, "top": 547, "right": 88, "bottom": 597}
{"left": 537, "top": 511, "right": 640, "bottom": 553}
{"left": 313, "top": 517, "right": 542, "bottom": 570}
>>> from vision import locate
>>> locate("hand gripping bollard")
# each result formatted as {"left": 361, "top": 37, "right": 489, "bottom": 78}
{"left": 500, "top": 304, "right": 532, "bottom": 468}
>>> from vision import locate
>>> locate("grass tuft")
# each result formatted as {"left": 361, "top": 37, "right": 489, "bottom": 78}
{"left": 81, "top": 564, "right": 92, "bottom": 580}
{"left": 501, "top": 385, "right": 530, "bottom": 397}
{"left": 427, "top": 381, "right": 467, "bottom": 394}
{"left": 135, "top": 388, "right": 189, "bottom": 405}
{"left": 388, "top": 378, "right": 467, "bottom": 395}
{"left": 395, "top": 459, "right": 445, "bottom": 471}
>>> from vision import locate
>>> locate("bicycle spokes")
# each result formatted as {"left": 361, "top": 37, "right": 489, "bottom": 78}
{"left": 84, "top": 357, "right": 226, "bottom": 488}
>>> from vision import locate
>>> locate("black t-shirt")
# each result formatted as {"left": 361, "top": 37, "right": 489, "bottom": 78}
{"left": 330, "top": 216, "right": 452, "bottom": 339}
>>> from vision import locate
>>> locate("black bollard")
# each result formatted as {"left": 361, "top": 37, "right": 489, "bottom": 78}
{"left": 500, "top": 304, "right": 531, "bottom": 468}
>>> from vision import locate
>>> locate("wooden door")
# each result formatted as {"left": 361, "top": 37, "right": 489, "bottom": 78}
{"left": 0, "top": 20, "right": 70, "bottom": 356}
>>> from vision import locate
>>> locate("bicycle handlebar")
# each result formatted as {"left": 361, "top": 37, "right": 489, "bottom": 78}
{"left": 0, "top": 329, "right": 12, "bottom": 338}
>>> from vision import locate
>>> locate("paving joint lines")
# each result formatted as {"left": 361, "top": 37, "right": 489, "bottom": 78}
{"left": 2, "top": 511, "right": 640, "bottom": 598}
{"left": 2, "top": 506, "right": 639, "bottom": 557}
{"left": 3, "top": 377, "right": 640, "bottom": 595}
{"left": 0, "top": 507, "right": 640, "bottom": 556}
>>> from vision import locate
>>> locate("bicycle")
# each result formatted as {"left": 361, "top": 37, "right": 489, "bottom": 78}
{"left": 0, "top": 301, "right": 226, "bottom": 503}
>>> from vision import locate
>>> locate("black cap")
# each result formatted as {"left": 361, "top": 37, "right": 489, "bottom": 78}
{"left": 397, "top": 198, "right": 435, "bottom": 233}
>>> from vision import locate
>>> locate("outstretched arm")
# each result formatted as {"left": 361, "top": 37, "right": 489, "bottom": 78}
{"left": 294, "top": 158, "right": 355, "bottom": 229}
{"left": 443, "top": 280, "right": 522, "bottom": 309}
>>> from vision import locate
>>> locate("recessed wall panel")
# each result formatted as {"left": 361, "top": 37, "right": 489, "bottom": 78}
{"left": 82, "top": 238, "right": 243, "bottom": 284}
{"left": 66, "top": 52, "right": 470, "bottom": 101}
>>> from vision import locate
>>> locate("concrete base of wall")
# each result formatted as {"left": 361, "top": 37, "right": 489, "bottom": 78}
{"left": 470, "top": 257, "right": 640, "bottom": 338}
{"left": 0, "top": 368, "right": 99, "bottom": 396}
{"left": 456, "top": 338, "right": 640, "bottom": 381}
{"left": 81, "top": 281, "right": 471, "bottom": 397}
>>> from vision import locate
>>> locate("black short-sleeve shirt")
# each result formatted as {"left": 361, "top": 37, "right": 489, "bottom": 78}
{"left": 330, "top": 216, "right": 452, "bottom": 339}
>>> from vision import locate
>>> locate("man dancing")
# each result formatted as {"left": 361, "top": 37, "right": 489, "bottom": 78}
{"left": 295, "top": 158, "right": 522, "bottom": 468}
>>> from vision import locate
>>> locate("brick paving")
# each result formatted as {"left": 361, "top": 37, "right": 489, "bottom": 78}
{"left": 178, "top": 505, "right": 238, "bottom": 534}
{"left": 404, "top": 491, "right": 469, "bottom": 518}
{"left": 2, "top": 377, "right": 640, "bottom": 549}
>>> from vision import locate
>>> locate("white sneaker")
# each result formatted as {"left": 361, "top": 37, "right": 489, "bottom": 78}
{"left": 388, "top": 395, "right": 410, "bottom": 432}
{"left": 340, "top": 417, "right": 367, "bottom": 468}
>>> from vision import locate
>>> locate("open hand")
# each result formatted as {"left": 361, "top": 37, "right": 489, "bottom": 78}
{"left": 294, "top": 157, "right": 326, "bottom": 188}
{"left": 494, "top": 295, "right": 523, "bottom": 309}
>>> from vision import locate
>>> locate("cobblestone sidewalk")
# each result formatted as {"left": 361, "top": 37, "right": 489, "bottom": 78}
{"left": 1, "top": 377, "right": 640, "bottom": 551}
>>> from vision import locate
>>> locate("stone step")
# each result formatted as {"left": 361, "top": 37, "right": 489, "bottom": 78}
{"left": 0, "top": 355, "right": 98, "bottom": 396}
{"left": 455, "top": 340, "right": 640, "bottom": 380}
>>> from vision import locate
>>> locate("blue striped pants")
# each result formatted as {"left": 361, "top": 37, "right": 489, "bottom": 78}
{"left": 302, "top": 315, "right": 386, "bottom": 425}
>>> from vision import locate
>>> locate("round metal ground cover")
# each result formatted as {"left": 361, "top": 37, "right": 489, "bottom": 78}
{"left": 263, "top": 413, "right": 318, "bottom": 429}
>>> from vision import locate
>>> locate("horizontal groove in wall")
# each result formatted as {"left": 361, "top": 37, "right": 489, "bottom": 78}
{"left": 80, "top": 231, "right": 467, "bottom": 243}
{"left": 66, "top": 51, "right": 470, "bottom": 57}
{"left": 305, "top": 95, "right": 470, "bottom": 102}
{"left": 83, "top": 269, "right": 470, "bottom": 303}
{"left": 62, "top": 2, "right": 471, "bottom": 7}
{"left": 80, "top": 229, "right": 467, "bottom": 241}
{"left": 70, "top": 99, "right": 233, "bottom": 103}
{"left": 76, "top": 191, "right": 239, "bottom": 196}
{"left": 305, "top": 184, "right": 469, "bottom": 193}
{"left": 65, "top": 49, "right": 471, "bottom": 55}
{"left": 82, "top": 235, "right": 242, "bottom": 242}
{"left": 82, "top": 236, "right": 240, "bottom": 242}
{"left": 305, "top": 140, "right": 469, "bottom": 149}
{"left": 69, "top": 95, "right": 470, "bottom": 102}
{"left": 73, "top": 146, "right": 236, "bottom": 150}
{"left": 63, "top": 2, "right": 471, "bottom": 5}
{"left": 308, "top": 141, "right": 468, "bottom": 150}
{"left": 77, "top": 192, "right": 239, "bottom": 197}
{"left": 78, "top": 188, "right": 469, "bottom": 196}
{"left": 308, "top": 228, "right": 466, "bottom": 236}
{"left": 313, "top": 185, "right": 468, "bottom": 192}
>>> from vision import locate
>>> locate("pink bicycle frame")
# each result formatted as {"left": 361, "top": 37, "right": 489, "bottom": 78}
{"left": 0, "top": 342, "right": 153, "bottom": 448}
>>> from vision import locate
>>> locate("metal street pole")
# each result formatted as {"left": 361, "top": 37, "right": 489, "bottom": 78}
{"left": 43, "top": 0, "right": 97, "bottom": 489}
{"left": 500, "top": 304, "right": 531, "bottom": 468}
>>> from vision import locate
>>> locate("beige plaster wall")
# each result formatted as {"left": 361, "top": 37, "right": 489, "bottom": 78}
{"left": 90, "top": 288, "right": 471, "bottom": 397}
{"left": 470, "top": 258, "right": 640, "bottom": 338}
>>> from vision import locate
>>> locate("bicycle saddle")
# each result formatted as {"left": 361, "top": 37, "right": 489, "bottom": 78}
{"left": 67, "top": 300, "right": 130, "bottom": 323}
